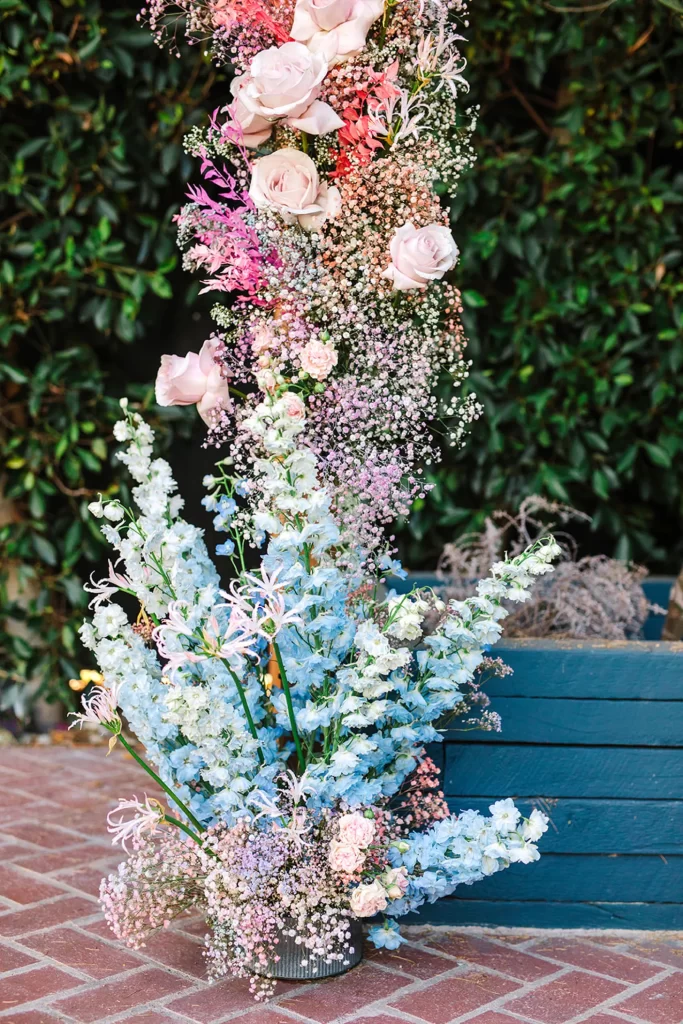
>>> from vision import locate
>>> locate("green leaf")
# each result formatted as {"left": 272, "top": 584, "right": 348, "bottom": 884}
{"left": 461, "top": 290, "right": 488, "bottom": 308}
{"left": 32, "top": 534, "right": 57, "bottom": 566}
{"left": 149, "top": 275, "right": 173, "bottom": 299}
{"left": 642, "top": 442, "right": 672, "bottom": 469}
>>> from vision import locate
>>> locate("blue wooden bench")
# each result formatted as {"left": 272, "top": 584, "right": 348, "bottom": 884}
{"left": 392, "top": 575, "right": 683, "bottom": 929}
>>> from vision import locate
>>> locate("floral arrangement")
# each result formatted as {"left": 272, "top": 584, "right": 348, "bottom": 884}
{"left": 75, "top": 0, "right": 559, "bottom": 997}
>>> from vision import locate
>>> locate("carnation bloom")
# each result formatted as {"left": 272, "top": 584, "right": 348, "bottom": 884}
{"left": 382, "top": 221, "right": 459, "bottom": 291}
{"left": 337, "top": 811, "right": 375, "bottom": 848}
{"left": 227, "top": 42, "right": 344, "bottom": 143}
{"left": 300, "top": 339, "right": 338, "bottom": 380}
{"left": 155, "top": 339, "right": 232, "bottom": 425}
{"left": 249, "top": 150, "right": 341, "bottom": 231}
{"left": 329, "top": 838, "right": 366, "bottom": 873}
{"left": 290, "top": 0, "right": 384, "bottom": 63}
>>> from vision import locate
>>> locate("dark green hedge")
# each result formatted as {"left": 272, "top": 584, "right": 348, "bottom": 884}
{"left": 408, "top": 0, "right": 683, "bottom": 569}
{"left": 1, "top": 0, "right": 681, "bottom": 720}
{"left": 0, "top": 0, "right": 216, "bottom": 720}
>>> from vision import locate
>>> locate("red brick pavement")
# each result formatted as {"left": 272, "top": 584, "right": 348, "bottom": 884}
{"left": 1, "top": 747, "right": 683, "bottom": 1024}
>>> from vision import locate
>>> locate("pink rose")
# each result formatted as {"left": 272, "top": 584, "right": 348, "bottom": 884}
{"left": 249, "top": 150, "right": 341, "bottom": 231}
{"left": 338, "top": 812, "right": 375, "bottom": 849}
{"left": 223, "top": 92, "right": 273, "bottom": 149}
{"left": 227, "top": 42, "right": 344, "bottom": 144}
{"left": 381, "top": 222, "right": 459, "bottom": 292}
{"left": 380, "top": 866, "right": 409, "bottom": 899}
{"left": 291, "top": 0, "right": 384, "bottom": 63}
{"left": 300, "top": 339, "right": 338, "bottom": 380}
{"left": 350, "top": 879, "right": 388, "bottom": 917}
{"left": 329, "top": 839, "right": 366, "bottom": 873}
{"left": 155, "top": 339, "right": 231, "bottom": 426}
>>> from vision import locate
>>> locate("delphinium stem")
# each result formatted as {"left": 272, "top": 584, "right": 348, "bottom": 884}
{"left": 117, "top": 733, "right": 206, "bottom": 835}
{"left": 225, "top": 664, "right": 265, "bottom": 764}
{"left": 272, "top": 640, "right": 306, "bottom": 772}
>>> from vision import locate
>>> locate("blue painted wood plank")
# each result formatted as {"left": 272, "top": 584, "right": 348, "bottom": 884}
{"left": 488, "top": 640, "right": 683, "bottom": 700}
{"left": 412, "top": 900, "right": 683, "bottom": 929}
{"left": 443, "top": 698, "right": 683, "bottom": 746}
{"left": 447, "top": 855, "right": 683, "bottom": 904}
{"left": 643, "top": 578, "right": 672, "bottom": 641}
{"left": 446, "top": 798, "right": 683, "bottom": 855}
{"left": 445, "top": 744, "right": 683, "bottom": 799}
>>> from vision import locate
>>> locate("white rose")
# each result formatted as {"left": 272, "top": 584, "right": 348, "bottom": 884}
{"left": 350, "top": 879, "right": 389, "bottom": 917}
{"left": 249, "top": 149, "right": 341, "bottom": 232}
{"left": 381, "top": 222, "right": 459, "bottom": 292}
{"left": 291, "top": 0, "right": 384, "bottom": 63}
{"left": 229, "top": 42, "right": 344, "bottom": 140}
{"left": 300, "top": 339, "right": 338, "bottom": 380}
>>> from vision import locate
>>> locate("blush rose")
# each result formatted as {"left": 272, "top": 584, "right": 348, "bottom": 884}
{"left": 155, "top": 339, "right": 231, "bottom": 425}
{"left": 350, "top": 879, "right": 389, "bottom": 917}
{"left": 382, "top": 221, "right": 459, "bottom": 291}
{"left": 227, "top": 41, "right": 344, "bottom": 146}
{"left": 291, "top": 0, "right": 384, "bottom": 63}
{"left": 249, "top": 149, "right": 341, "bottom": 231}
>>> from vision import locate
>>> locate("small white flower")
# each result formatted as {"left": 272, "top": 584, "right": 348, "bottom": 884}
{"left": 103, "top": 502, "right": 125, "bottom": 522}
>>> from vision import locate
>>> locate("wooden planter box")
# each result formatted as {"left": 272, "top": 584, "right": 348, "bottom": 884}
{"left": 394, "top": 575, "right": 683, "bottom": 929}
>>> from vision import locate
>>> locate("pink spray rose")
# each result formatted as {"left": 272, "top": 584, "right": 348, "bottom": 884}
{"left": 299, "top": 338, "right": 338, "bottom": 380}
{"left": 350, "top": 879, "right": 389, "bottom": 917}
{"left": 381, "top": 221, "right": 459, "bottom": 291}
{"left": 155, "top": 339, "right": 232, "bottom": 425}
{"left": 291, "top": 0, "right": 384, "bottom": 63}
{"left": 249, "top": 150, "right": 341, "bottom": 231}
{"left": 279, "top": 391, "right": 307, "bottom": 423}
{"left": 380, "top": 866, "right": 409, "bottom": 899}
{"left": 338, "top": 811, "right": 376, "bottom": 849}
{"left": 329, "top": 839, "right": 366, "bottom": 874}
{"left": 227, "top": 42, "right": 344, "bottom": 144}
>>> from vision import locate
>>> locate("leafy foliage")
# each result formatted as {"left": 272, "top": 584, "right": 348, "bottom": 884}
{"left": 0, "top": 0, "right": 217, "bottom": 722}
{"left": 1, "top": 0, "right": 681, "bottom": 722}
{"left": 405, "top": 0, "right": 683, "bottom": 570}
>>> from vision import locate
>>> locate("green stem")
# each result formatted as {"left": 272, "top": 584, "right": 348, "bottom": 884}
{"left": 301, "top": 130, "right": 310, "bottom": 154}
{"left": 225, "top": 664, "right": 265, "bottom": 764}
{"left": 379, "top": 0, "right": 393, "bottom": 47}
{"left": 272, "top": 640, "right": 305, "bottom": 773}
{"left": 117, "top": 733, "right": 206, "bottom": 835}
{"left": 164, "top": 814, "right": 210, "bottom": 850}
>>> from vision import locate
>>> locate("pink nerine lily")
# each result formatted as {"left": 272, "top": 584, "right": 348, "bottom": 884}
{"left": 107, "top": 795, "right": 166, "bottom": 851}
{"left": 69, "top": 682, "right": 121, "bottom": 731}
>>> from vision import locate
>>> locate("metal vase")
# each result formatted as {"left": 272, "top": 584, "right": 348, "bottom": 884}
{"left": 254, "top": 918, "right": 363, "bottom": 981}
